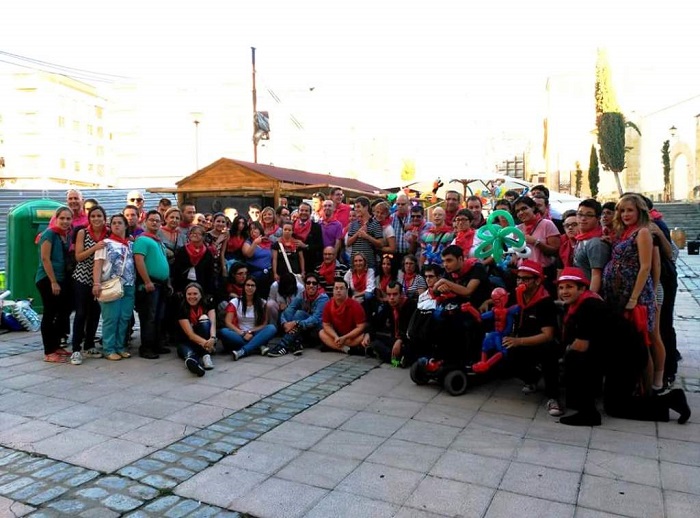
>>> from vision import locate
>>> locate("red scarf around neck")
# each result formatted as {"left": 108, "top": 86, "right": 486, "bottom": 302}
{"left": 559, "top": 237, "right": 575, "bottom": 268}
{"left": 451, "top": 258, "right": 478, "bottom": 280}
{"left": 185, "top": 242, "right": 206, "bottom": 266}
{"left": 189, "top": 304, "right": 204, "bottom": 326}
{"left": 108, "top": 234, "right": 130, "bottom": 247}
{"left": 293, "top": 218, "right": 312, "bottom": 241}
{"left": 49, "top": 224, "right": 70, "bottom": 238}
{"left": 650, "top": 209, "right": 664, "bottom": 221}
{"left": 454, "top": 229, "right": 475, "bottom": 257}
{"left": 620, "top": 224, "right": 640, "bottom": 242}
{"left": 516, "top": 282, "right": 550, "bottom": 312}
{"left": 563, "top": 290, "right": 602, "bottom": 328}
{"left": 278, "top": 237, "right": 297, "bottom": 253}
{"left": 141, "top": 232, "right": 161, "bottom": 242}
{"left": 379, "top": 274, "right": 391, "bottom": 293}
{"left": 574, "top": 226, "right": 603, "bottom": 242}
{"left": 227, "top": 235, "right": 245, "bottom": 253}
{"left": 523, "top": 214, "right": 543, "bottom": 236}
{"left": 318, "top": 261, "right": 336, "bottom": 287}
{"left": 264, "top": 224, "right": 279, "bottom": 237}
{"left": 87, "top": 226, "right": 108, "bottom": 243}
{"left": 402, "top": 272, "right": 416, "bottom": 291}
{"left": 352, "top": 269, "right": 368, "bottom": 293}
{"left": 379, "top": 216, "right": 392, "bottom": 228}
{"left": 391, "top": 298, "right": 407, "bottom": 338}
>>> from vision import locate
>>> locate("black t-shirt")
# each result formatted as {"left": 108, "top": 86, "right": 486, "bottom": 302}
{"left": 448, "top": 262, "right": 491, "bottom": 309}
{"left": 175, "top": 300, "right": 215, "bottom": 341}
{"left": 514, "top": 296, "right": 558, "bottom": 339}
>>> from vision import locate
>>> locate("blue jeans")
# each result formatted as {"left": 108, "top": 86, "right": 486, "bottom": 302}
{"left": 177, "top": 321, "right": 211, "bottom": 360}
{"left": 99, "top": 285, "right": 135, "bottom": 355}
{"left": 219, "top": 324, "right": 277, "bottom": 356}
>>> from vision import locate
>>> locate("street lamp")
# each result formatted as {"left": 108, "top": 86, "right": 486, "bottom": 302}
{"left": 193, "top": 118, "right": 201, "bottom": 171}
{"left": 669, "top": 125, "right": 677, "bottom": 138}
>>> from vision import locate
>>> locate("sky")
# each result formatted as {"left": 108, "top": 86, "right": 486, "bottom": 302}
{"left": 2, "top": 0, "right": 698, "bottom": 183}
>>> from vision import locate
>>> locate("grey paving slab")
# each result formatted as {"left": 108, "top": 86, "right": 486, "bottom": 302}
{"left": 584, "top": 449, "right": 661, "bottom": 487}
{"left": 175, "top": 465, "right": 267, "bottom": 509}
{"left": 485, "top": 490, "right": 575, "bottom": 518}
{"left": 0, "top": 412, "right": 30, "bottom": 432}
{"left": 589, "top": 428, "right": 659, "bottom": 460}
{"left": 363, "top": 396, "right": 426, "bottom": 418}
{"left": 468, "top": 410, "right": 533, "bottom": 437}
{"left": 664, "top": 490, "right": 700, "bottom": 518}
{"left": 164, "top": 403, "right": 234, "bottom": 428}
{"left": 311, "top": 429, "right": 385, "bottom": 461}
{"left": 120, "top": 420, "right": 200, "bottom": 449}
{"left": 219, "top": 440, "right": 301, "bottom": 474}
{"left": 404, "top": 475, "right": 495, "bottom": 517}
{"left": 480, "top": 395, "right": 541, "bottom": 419}
{"left": 0, "top": 495, "right": 34, "bottom": 516}
{"left": 201, "top": 389, "right": 265, "bottom": 410}
{"left": 499, "top": 461, "right": 581, "bottom": 504}
{"left": 451, "top": 427, "right": 523, "bottom": 460}
{"left": 411, "top": 402, "right": 476, "bottom": 428}
{"left": 336, "top": 461, "right": 425, "bottom": 505}
{"left": 393, "top": 507, "right": 451, "bottom": 518}
{"left": 66, "top": 439, "right": 156, "bottom": 473}
{"left": 367, "top": 438, "right": 445, "bottom": 474}
{"left": 430, "top": 449, "right": 509, "bottom": 488}
{"left": 42, "top": 405, "right": 113, "bottom": 428}
{"left": 229, "top": 377, "right": 291, "bottom": 396}
{"left": 258, "top": 420, "right": 331, "bottom": 450}
{"left": 232, "top": 477, "right": 327, "bottom": 518}
{"left": 660, "top": 461, "right": 700, "bottom": 495}
{"left": 31, "top": 430, "right": 109, "bottom": 460}
{"left": 77, "top": 411, "right": 155, "bottom": 437}
{"left": 392, "top": 419, "right": 461, "bottom": 448}
{"left": 320, "top": 389, "right": 379, "bottom": 411}
{"left": 275, "top": 450, "right": 360, "bottom": 489}
{"left": 659, "top": 437, "right": 700, "bottom": 466}
{"left": 290, "top": 404, "right": 356, "bottom": 428}
{"left": 340, "top": 411, "right": 408, "bottom": 438}
{"left": 578, "top": 474, "right": 664, "bottom": 518}
{"left": 0, "top": 421, "right": 66, "bottom": 449}
{"left": 305, "top": 491, "right": 399, "bottom": 518}
{"left": 515, "top": 439, "right": 588, "bottom": 473}
{"left": 525, "top": 420, "right": 592, "bottom": 448}
{"left": 657, "top": 421, "right": 700, "bottom": 442}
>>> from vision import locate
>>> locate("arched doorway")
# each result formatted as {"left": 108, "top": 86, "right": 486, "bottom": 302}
{"left": 672, "top": 154, "right": 689, "bottom": 201}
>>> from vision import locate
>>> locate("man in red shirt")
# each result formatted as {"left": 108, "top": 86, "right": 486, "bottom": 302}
{"left": 330, "top": 187, "right": 351, "bottom": 228}
{"left": 319, "top": 279, "right": 366, "bottom": 353}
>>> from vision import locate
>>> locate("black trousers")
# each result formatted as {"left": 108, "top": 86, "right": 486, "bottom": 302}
{"left": 660, "top": 274, "right": 678, "bottom": 377}
{"left": 72, "top": 281, "right": 101, "bottom": 351}
{"left": 36, "top": 277, "right": 70, "bottom": 355}
{"left": 506, "top": 341, "right": 563, "bottom": 399}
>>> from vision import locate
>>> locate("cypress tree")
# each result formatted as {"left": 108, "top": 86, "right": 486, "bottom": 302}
{"left": 588, "top": 145, "right": 600, "bottom": 199}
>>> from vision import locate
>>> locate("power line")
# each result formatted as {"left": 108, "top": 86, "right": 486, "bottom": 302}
{"left": 0, "top": 50, "right": 131, "bottom": 81}
{"left": 0, "top": 58, "right": 117, "bottom": 84}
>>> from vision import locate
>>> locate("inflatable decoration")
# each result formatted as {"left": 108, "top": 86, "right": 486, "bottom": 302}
{"left": 473, "top": 210, "right": 529, "bottom": 262}
{"left": 11, "top": 300, "right": 41, "bottom": 332}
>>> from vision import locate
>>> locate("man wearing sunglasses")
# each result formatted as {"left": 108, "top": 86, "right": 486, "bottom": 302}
{"left": 127, "top": 190, "right": 147, "bottom": 225}
{"left": 267, "top": 272, "right": 329, "bottom": 357}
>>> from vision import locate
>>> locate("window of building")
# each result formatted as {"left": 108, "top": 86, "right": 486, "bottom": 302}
{"left": 74, "top": 161, "right": 81, "bottom": 172}
{"left": 97, "top": 126, "right": 103, "bottom": 138}
{"left": 95, "top": 106, "right": 103, "bottom": 119}
{"left": 73, "top": 120, "right": 80, "bottom": 132}
{"left": 87, "top": 124, "right": 93, "bottom": 135}
{"left": 58, "top": 116, "right": 65, "bottom": 128}
{"left": 96, "top": 146, "right": 104, "bottom": 157}
{"left": 97, "top": 164, "right": 105, "bottom": 175}
{"left": 60, "top": 158, "right": 66, "bottom": 169}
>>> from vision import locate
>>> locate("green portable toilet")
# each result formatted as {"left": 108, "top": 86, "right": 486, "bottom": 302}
{"left": 6, "top": 199, "right": 63, "bottom": 313}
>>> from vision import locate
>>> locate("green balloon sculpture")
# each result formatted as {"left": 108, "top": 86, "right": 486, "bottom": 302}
{"left": 473, "top": 210, "right": 526, "bottom": 262}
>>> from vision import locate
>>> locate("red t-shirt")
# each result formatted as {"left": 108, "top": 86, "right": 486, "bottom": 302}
{"left": 322, "top": 298, "right": 365, "bottom": 336}
{"left": 333, "top": 203, "right": 351, "bottom": 228}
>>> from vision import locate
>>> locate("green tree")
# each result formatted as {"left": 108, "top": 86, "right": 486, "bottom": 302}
{"left": 595, "top": 49, "right": 619, "bottom": 125}
{"left": 662, "top": 140, "right": 671, "bottom": 201}
{"left": 588, "top": 145, "right": 600, "bottom": 199}
{"left": 575, "top": 161, "right": 583, "bottom": 198}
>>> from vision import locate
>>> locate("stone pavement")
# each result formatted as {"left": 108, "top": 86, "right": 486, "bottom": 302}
{"left": 0, "top": 253, "right": 699, "bottom": 518}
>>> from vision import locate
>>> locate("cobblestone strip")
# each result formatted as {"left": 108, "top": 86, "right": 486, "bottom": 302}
{"left": 3, "top": 356, "right": 377, "bottom": 516}
{"left": 0, "top": 341, "right": 43, "bottom": 359}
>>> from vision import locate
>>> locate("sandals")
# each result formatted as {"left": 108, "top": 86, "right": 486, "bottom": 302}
{"left": 44, "top": 352, "right": 68, "bottom": 363}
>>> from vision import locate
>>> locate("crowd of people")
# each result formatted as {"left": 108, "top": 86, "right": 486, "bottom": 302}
{"left": 34, "top": 186, "right": 691, "bottom": 427}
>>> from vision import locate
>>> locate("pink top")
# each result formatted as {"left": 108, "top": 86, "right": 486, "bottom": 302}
{"left": 518, "top": 219, "right": 559, "bottom": 267}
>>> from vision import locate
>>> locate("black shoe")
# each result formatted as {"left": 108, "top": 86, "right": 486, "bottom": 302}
{"left": 664, "top": 388, "right": 691, "bottom": 424}
{"left": 267, "top": 346, "right": 288, "bottom": 357}
{"left": 559, "top": 411, "right": 601, "bottom": 427}
{"left": 185, "top": 357, "right": 206, "bottom": 377}
{"left": 157, "top": 346, "right": 171, "bottom": 354}
{"left": 139, "top": 351, "right": 160, "bottom": 360}
{"left": 292, "top": 344, "right": 304, "bottom": 356}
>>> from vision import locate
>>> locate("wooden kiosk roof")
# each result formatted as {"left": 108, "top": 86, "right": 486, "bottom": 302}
{"left": 148, "top": 158, "right": 386, "bottom": 203}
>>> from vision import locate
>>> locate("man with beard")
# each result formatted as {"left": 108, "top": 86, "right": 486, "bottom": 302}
{"left": 292, "top": 202, "right": 324, "bottom": 271}
{"left": 267, "top": 272, "right": 329, "bottom": 357}
{"left": 180, "top": 202, "right": 197, "bottom": 229}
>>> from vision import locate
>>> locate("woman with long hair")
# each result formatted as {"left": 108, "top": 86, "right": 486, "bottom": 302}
{"left": 70, "top": 205, "right": 108, "bottom": 364}
{"left": 260, "top": 206, "right": 282, "bottom": 242}
{"left": 172, "top": 225, "right": 216, "bottom": 296}
{"left": 272, "top": 220, "right": 305, "bottom": 282}
{"left": 176, "top": 282, "right": 217, "bottom": 376}
{"left": 514, "top": 196, "right": 560, "bottom": 291}
{"left": 268, "top": 272, "right": 304, "bottom": 325}
{"left": 242, "top": 221, "right": 273, "bottom": 298}
{"left": 603, "top": 193, "right": 661, "bottom": 390}
{"left": 375, "top": 253, "right": 398, "bottom": 303}
{"left": 35, "top": 206, "right": 73, "bottom": 362}
{"left": 225, "top": 215, "right": 248, "bottom": 265}
{"left": 93, "top": 214, "right": 136, "bottom": 361}
{"left": 218, "top": 275, "right": 277, "bottom": 360}
{"left": 205, "top": 212, "right": 229, "bottom": 301}
{"left": 397, "top": 253, "right": 427, "bottom": 301}
{"left": 157, "top": 207, "right": 187, "bottom": 264}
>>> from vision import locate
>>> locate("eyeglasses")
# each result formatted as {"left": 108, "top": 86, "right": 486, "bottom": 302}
{"left": 516, "top": 276, "right": 536, "bottom": 282}
{"left": 454, "top": 217, "right": 470, "bottom": 223}
{"left": 410, "top": 215, "right": 422, "bottom": 219}
{"left": 146, "top": 218, "right": 161, "bottom": 223}
{"left": 244, "top": 284, "right": 256, "bottom": 288}
{"left": 129, "top": 198, "right": 144, "bottom": 202}
{"left": 235, "top": 271, "right": 248, "bottom": 276}
{"left": 576, "top": 212, "right": 597, "bottom": 219}
{"left": 305, "top": 281, "right": 319, "bottom": 286}
{"left": 515, "top": 206, "right": 531, "bottom": 213}
{"left": 564, "top": 222, "right": 579, "bottom": 229}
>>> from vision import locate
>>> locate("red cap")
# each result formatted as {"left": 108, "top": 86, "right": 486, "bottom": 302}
{"left": 556, "top": 267, "right": 590, "bottom": 286}
{"left": 517, "top": 259, "right": 544, "bottom": 278}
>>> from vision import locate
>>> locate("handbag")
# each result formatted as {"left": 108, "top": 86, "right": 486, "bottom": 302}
{"left": 277, "top": 241, "right": 303, "bottom": 283}
{"left": 98, "top": 246, "right": 127, "bottom": 303}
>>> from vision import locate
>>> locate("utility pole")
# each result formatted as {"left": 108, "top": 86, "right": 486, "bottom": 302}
{"left": 251, "top": 47, "right": 258, "bottom": 163}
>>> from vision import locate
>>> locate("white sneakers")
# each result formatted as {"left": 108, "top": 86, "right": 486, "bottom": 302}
{"left": 70, "top": 351, "right": 83, "bottom": 365}
{"left": 202, "top": 354, "right": 214, "bottom": 370}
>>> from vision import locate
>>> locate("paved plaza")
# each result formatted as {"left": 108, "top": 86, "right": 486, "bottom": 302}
{"left": 0, "top": 253, "right": 699, "bottom": 517}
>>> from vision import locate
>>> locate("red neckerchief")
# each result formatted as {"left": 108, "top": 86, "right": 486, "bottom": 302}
{"left": 451, "top": 258, "right": 478, "bottom": 280}
{"left": 49, "top": 224, "right": 70, "bottom": 238}
{"left": 257, "top": 237, "right": 273, "bottom": 250}
{"left": 379, "top": 217, "right": 392, "bottom": 228}
{"left": 227, "top": 235, "right": 245, "bottom": 253}
{"left": 161, "top": 227, "right": 181, "bottom": 240}
{"left": 379, "top": 274, "right": 391, "bottom": 293}
{"left": 516, "top": 283, "right": 550, "bottom": 312}
{"left": 454, "top": 229, "right": 475, "bottom": 256}
{"left": 264, "top": 224, "right": 279, "bottom": 237}
{"left": 327, "top": 297, "right": 351, "bottom": 323}
{"left": 318, "top": 261, "right": 336, "bottom": 287}
{"left": 402, "top": 272, "right": 416, "bottom": 291}
{"left": 650, "top": 209, "right": 664, "bottom": 221}
{"left": 189, "top": 304, "right": 204, "bottom": 326}
{"left": 563, "top": 290, "right": 602, "bottom": 328}
{"left": 278, "top": 237, "right": 297, "bottom": 253}
{"left": 87, "top": 226, "right": 108, "bottom": 243}
{"left": 322, "top": 214, "right": 337, "bottom": 224}
{"left": 108, "top": 234, "right": 130, "bottom": 247}
{"left": 574, "top": 225, "right": 603, "bottom": 242}
{"left": 391, "top": 297, "right": 407, "bottom": 338}
{"left": 141, "top": 232, "right": 161, "bottom": 242}
{"left": 301, "top": 286, "right": 326, "bottom": 313}
{"left": 293, "top": 218, "right": 312, "bottom": 241}
{"left": 179, "top": 221, "right": 191, "bottom": 229}
{"left": 430, "top": 224, "right": 452, "bottom": 234}
{"left": 620, "top": 225, "right": 640, "bottom": 242}
{"left": 559, "top": 237, "right": 575, "bottom": 268}
{"left": 625, "top": 305, "right": 651, "bottom": 346}
{"left": 230, "top": 284, "right": 243, "bottom": 297}
{"left": 352, "top": 269, "right": 368, "bottom": 293}
{"left": 523, "top": 214, "right": 543, "bottom": 235}
{"left": 185, "top": 243, "right": 206, "bottom": 266}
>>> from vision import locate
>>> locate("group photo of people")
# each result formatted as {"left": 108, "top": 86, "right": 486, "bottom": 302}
{"left": 35, "top": 185, "right": 691, "bottom": 428}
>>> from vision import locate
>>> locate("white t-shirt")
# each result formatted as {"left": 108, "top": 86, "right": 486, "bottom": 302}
{"left": 233, "top": 300, "right": 257, "bottom": 331}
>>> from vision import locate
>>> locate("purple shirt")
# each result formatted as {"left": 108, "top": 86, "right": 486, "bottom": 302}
{"left": 321, "top": 219, "right": 343, "bottom": 248}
